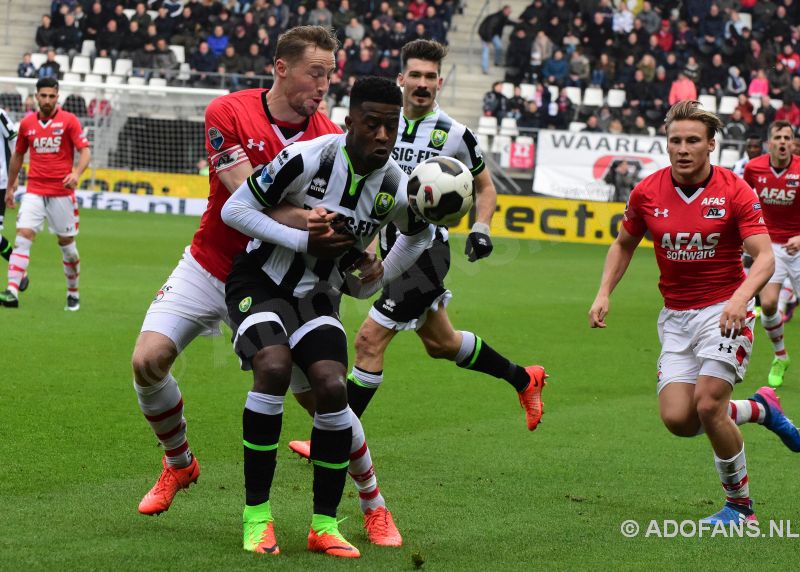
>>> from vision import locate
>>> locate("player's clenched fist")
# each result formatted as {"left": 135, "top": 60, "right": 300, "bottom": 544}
{"left": 588, "top": 295, "right": 609, "bottom": 328}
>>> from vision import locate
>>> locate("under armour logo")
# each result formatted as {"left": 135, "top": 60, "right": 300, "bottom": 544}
{"left": 653, "top": 208, "right": 669, "bottom": 217}
{"left": 718, "top": 343, "right": 733, "bottom": 353}
{"left": 247, "top": 138, "right": 265, "bottom": 151}
{"left": 758, "top": 176, "right": 767, "bottom": 183}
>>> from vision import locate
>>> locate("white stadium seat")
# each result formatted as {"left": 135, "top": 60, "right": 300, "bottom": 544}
{"left": 113, "top": 58, "right": 133, "bottom": 76}
{"left": 499, "top": 117, "right": 519, "bottom": 137}
{"left": 606, "top": 88, "right": 626, "bottom": 108}
{"left": 771, "top": 98, "right": 784, "bottom": 110}
{"left": 81, "top": 40, "right": 95, "bottom": 56}
{"left": 105, "top": 75, "right": 123, "bottom": 85}
{"left": 169, "top": 45, "right": 186, "bottom": 64}
{"left": 477, "top": 133, "right": 491, "bottom": 153}
{"left": 564, "top": 86, "right": 582, "bottom": 106}
{"left": 568, "top": 121, "right": 586, "bottom": 132}
{"left": 547, "top": 85, "right": 558, "bottom": 101}
{"left": 330, "top": 106, "right": 348, "bottom": 126}
{"left": 123, "top": 8, "right": 135, "bottom": 19}
{"left": 84, "top": 74, "right": 103, "bottom": 84}
{"left": 55, "top": 54, "right": 70, "bottom": 72}
{"left": 490, "top": 134, "right": 511, "bottom": 154}
{"left": 31, "top": 53, "right": 46, "bottom": 68}
{"left": 477, "top": 115, "right": 498, "bottom": 136}
{"left": 698, "top": 94, "right": 717, "bottom": 113}
{"left": 70, "top": 55, "right": 91, "bottom": 75}
{"left": 582, "top": 87, "right": 604, "bottom": 108}
{"left": 720, "top": 148, "right": 741, "bottom": 168}
{"left": 62, "top": 72, "right": 81, "bottom": 83}
{"left": 92, "top": 57, "right": 113, "bottom": 76}
{"left": 519, "top": 83, "right": 536, "bottom": 101}
{"left": 749, "top": 96, "right": 761, "bottom": 111}
{"left": 148, "top": 77, "right": 168, "bottom": 87}
{"left": 515, "top": 136, "right": 534, "bottom": 147}
{"left": 718, "top": 96, "right": 738, "bottom": 115}
{"left": 500, "top": 82, "right": 514, "bottom": 99}
{"left": 127, "top": 76, "right": 146, "bottom": 86}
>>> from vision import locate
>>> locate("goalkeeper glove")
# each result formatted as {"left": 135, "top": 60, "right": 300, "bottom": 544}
{"left": 465, "top": 222, "right": 493, "bottom": 262}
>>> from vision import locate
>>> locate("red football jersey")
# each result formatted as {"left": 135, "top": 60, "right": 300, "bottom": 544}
{"left": 623, "top": 166, "right": 767, "bottom": 310}
{"left": 742, "top": 154, "right": 800, "bottom": 244}
{"left": 16, "top": 107, "right": 89, "bottom": 196}
{"left": 190, "top": 89, "right": 342, "bottom": 282}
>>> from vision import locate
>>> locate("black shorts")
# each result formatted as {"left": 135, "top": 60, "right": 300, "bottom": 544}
{"left": 225, "top": 254, "right": 348, "bottom": 372}
{"left": 371, "top": 236, "right": 451, "bottom": 329}
{"left": 0, "top": 188, "right": 6, "bottom": 227}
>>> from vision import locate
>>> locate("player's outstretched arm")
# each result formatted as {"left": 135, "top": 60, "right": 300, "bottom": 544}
{"left": 588, "top": 227, "right": 642, "bottom": 328}
{"left": 465, "top": 168, "right": 497, "bottom": 262}
{"left": 720, "top": 233, "right": 774, "bottom": 338}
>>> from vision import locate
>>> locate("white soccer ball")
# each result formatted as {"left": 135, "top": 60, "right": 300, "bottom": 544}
{"left": 407, "top": 156, "right": 474, "bottom": 226}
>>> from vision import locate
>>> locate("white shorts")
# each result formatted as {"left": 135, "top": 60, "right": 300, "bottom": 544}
{"left": 656, "top": 300, "right": 755, "bottom": 394}
{"left": 768, "top": 243, "right": 800, "bottom": 291}
{"left": 140, "top": 247, "right": 311, "bottom": 394}
{"left": 17, "top": 192, "right": 79, "bottom": 236}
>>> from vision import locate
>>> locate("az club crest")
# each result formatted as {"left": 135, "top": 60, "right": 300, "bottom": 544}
{"left": 430, "top": 129, "right": 448, "bottom": 148}
{"left": 374, "top": 192, "right": 395, "bottom": 217}
{"left": 208, "top": 127, "right": 224, "bottom": 150}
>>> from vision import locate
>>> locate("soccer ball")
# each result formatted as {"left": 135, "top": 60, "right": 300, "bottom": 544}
{"left": 407, "top": 156, "right": 474, "bottom": 226}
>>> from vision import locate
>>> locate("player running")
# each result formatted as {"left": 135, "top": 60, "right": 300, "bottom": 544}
{"left": 1, "top": 77, "right": 89, "bottom": 309}
{"left": 130, "top": 26, "right": 347, "bottom": 518}
{"left": 221, "top": 76, "right": 434, "bottom": 558}
{"left": 744, "top": 121, "right": 800, "bottom": 387}
{"left": 589, "top": 100, "right": 800, "bottom": 525}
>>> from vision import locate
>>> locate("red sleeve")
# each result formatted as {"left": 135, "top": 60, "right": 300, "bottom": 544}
{"left": 621, "top": 184, "right": 647, "bottom": 237}
{"left": 69, "top": 114, "right": 90, "bottom": 149}
{"left": 205, "top": 96, "right": 249, "bottom": 173}
{"left": 732, "top": 177, "right": 768, "bottom": 240}
{"left": 15, "top": 118, "right": 29, "bottom": 154}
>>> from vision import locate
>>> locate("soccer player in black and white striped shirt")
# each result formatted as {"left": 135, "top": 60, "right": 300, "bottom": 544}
{"left": 220, "top": 77, "right": 433, "bottom": 558}
{"left": 0, "top": 107, "right": 17, "bottom": 263}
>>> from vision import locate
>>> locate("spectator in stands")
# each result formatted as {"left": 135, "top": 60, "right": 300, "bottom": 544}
{"left": 768, "top": 61, "right": 792, "bottom": 100}
{"left": 672, "top": 20, "right": 695, "bottom": 60}
{"left": 505, "top": 27, "right": 531, "bottom": 83}
{"left": 54, "top": 13, "right": 81, "bottom": 56}
{"left": 724, "top": 9, "right": 745, "bottom": 41}
{"left": 131, "top": 3, "right": 151, "bottom": 29}
{"left": 583, "top": 11, "right": 614, "bottom": 60}
{"left": 190, "top": 40, "right": 217, "bottom": 87}
{"left": 162, "top": 0, "right": 183, "bottom": 18}
{"left": 682, "top": 55, "right": 701, "bottom": 85}
{"left": 207, "top": 25, "right": 229, "bottom": 57}
{"left": 346, "top": 47, "right": 377, "bottom": 77}
{"left": 520, "top": 0, "right": 546, "bottom": 29}
{"left": 240, "top": 42, "right": 266, "bottom": 85}
{"left": 154, "top": 7, "right": 175, "bottom": 39}
{"left": 96, "top": 19, "right": 123, "bottom": 60}
{"left": 698, "top": 3, "right": 725, "bottom": 54}
{"left": 700, "top": 53, "right": 727, "bottom": 97}
{"left": 420, "top": 6, "right": 446, "bottom": 44}
{"left": 267, "top": 0, "right": 289, "bottom": 30}
{"left": 735, "top": 93, "right": 754, "bottom": 124}
{"left": 171, "top": 7, "right": 199, "bottom": 51}
{"left": 18, "top": 53, "right": 37, "bottom": 78}
{"left": 230, "top": 25, "right": 251, "bottom": 54}
{"left": 217, "top": 44, "right": 242, "bottom": 90}
{"left": 724, "top": 109, "right": 748, "bottom": 140}
{"left": 769, "top": 5, "right": 791, "bottom": 44}
{"left": 132, "top": 41, "right": 156, "bottom": 76}
{"left": 518, "top": 100, "right": 541, "bottom": 130}
{"left": 542, "top": 49, "right": 567, "bottom": 86}
{"left": 612, "top": 2, "right": 634, "bottom": 35}
{"left": 287, "top": 4, "right": 309, "bottom": 28}
{"left": 308, "top": 0, "right": 333, "bottom": 28}
{"left": 636, "top": 1, "right": 660, "bottom": 35}
{"left": 748, "top": 69, "right": 770, "bottom": 98}
{"left": 407, "top": 21, "right": 429, "bottom": 43}
{"left": 628, "top": 115, "right": 649, "bottom": 135}
{"left": 788, "top": 76, "right": 800, "bottom": 109}
{"left": 778, "top": 44, "right": 800, "bottom": 74}
{"left": 483, "top": 81, "right": 508, "bottom": 119}
{"left": 332, "top": 0, "right": 355, "bottom": 34}
{"left": 38, "top": 49, "right": 60, "bottom": 79}
{"left": 506, "top": 86, "right": 526, "bottom": 120}
{"left": 569, "top": 48, "right": 590, "bottom": 85}
{"left": 637, "top": 53, "right": 656, "bottom": 83}
{"left": 478, "top": 5, "right": 514, "bottom": 74}
{"left": 36, "top": 15, "right": 56, "bottom": 52}
{"left": 748, "top": 111, "right": 769, "bottom": 141}
{"left": 345, "top": 17, "right": 366, "bottom": 43}
{"left": 111, "top": 4, "right": 129, "bottom": 31}
{"left": 726, "top": 66, "right": 747, "bottom": 97}
{"left": 605, "top": 159, "right": 635, "bottom": 203}
{"left": 582, "top": 114, "right": 601, "bottom": 132}
{"left": 607, "top": 118, "right": 623, "bottom": 134}
{"left": 548, "top": 87, "right": 573, "bottom": 129}
{"left": 375, "top": 54, "right": 399, "bottom": 78}
{"left": 591, "top": 52, "right": 614, "bottom": 91}
{"left": 655, "top": 19, "right": 673, "bottom": 52}
{"left": 759, "top": 95, "right": 778, "bottom": 124}
{"left": 255, "top": 28, "right": 274, "bottom": 61}
{"left": 120, "top": 20, "right": 145, "bottom": 58}
{"left": 668, "top": 72, "right": 697, "bottom": 105}
{"left": 408, "top": 0, "right": 428, "bottom": 20}
{"left": 648, "top": 65, "right": 670, "bottom": 119}
{"left": 153, "top": 38, "right": 179, "bottom": 77}
{"left": 82, "top": 2, "right": 106, "bottom": 43}
{"left": 613, "top": 54, "right": 636, "bottom": 89}
{"left": 626, "top": 69, "right": 650, "bottom": 113}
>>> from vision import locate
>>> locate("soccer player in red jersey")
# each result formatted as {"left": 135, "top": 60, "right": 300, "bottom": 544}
{"left": 590, "top": 101, "right": 800, "bottom": 525}
{"left": 743, "top": 121, "right": 800, "bottom": 387}
{"left": 1, "top": 77, "right": 90, "bottom": 310}
{"left": 131, "top": 26, "right": 346, "bottom": 517}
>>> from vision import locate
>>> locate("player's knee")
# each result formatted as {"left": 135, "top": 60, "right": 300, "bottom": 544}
{"left": 131, "top": 345, "right": 175, "bottom": 385}
{"left": 695, "top": 396, "right": 726, "bottom": 425}
{"left": 57, "top": 236, "right": 75, "bottom": 247}
{"left": 292, "top": 390, "right": 316, "bottom": 417}
{"left": 251, "top": 350, "right": 292, "bottom": 391}
{"left": 310, "top": 369, "right": 347, "bottom": 413}
{"left": 355, "top": 330, "right": 382, "bottom": 361}
{"left": 16, "top": 229, "right": 34, "bottom": 242}
{"left": 661, "top": 410, "right": 699, "bottom": 437}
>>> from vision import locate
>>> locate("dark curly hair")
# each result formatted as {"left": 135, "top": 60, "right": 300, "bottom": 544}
{"left": 349, "top": 76, "right": 402, "bottom": 109}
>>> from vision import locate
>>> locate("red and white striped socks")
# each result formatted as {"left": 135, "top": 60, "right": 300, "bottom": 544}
{"left": 348, "top": 408, "right": 385, "bottom": 513}
{"left": 714, "top": 446, "right": 751, "bottom": 510}
{"left": 134, "top": 373, "right": 192, "bottom": 468}
{"left": 7, "top": 236, "right": 31, "bottom": 296}
{"left": 60, "top": 242, "right": 80, "bottom": 299}
{"left": 762, "top": 311, "right": 787, "bottom": 359}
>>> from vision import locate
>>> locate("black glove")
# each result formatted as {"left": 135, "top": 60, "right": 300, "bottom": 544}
{"left": 465, "top": 223, "right": 493, "bottom": 262}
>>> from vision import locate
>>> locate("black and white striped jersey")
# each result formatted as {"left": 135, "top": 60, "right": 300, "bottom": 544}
{"left": 0, "top": 108, "right": 17, "bottom": 190}
{"left": 242, "top": 133, "right": 429, "bottom": 297}
{"left": 383, "top": 106, "right": 485, "bottom": 253}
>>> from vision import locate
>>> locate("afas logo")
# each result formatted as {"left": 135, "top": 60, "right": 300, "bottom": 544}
{"left": 32, "top": 136, "right": 62, "bottom": 153}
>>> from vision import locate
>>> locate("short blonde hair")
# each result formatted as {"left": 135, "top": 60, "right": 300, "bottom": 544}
{"left": 664, "top": 100, "right": 722, "bottom": 139}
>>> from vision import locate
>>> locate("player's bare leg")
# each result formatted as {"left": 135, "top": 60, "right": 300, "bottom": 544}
{"left": 417, "top": 305, "right": 548, "bottom": 431}
{"left": 0, "top": 227, "right": 35, "bottom": 308}
{"left": 131, "top": 331, "right": 199, "bottom": 515}
{"left": 760, "top": 282, "right": 790, "bottom": 387}
{"left": 659, "top": 378, "right": 755, "bottom": 523}
{"left": 57, "top": 235, "right": 80, "bottom": 311}
{"left": 347, "top": 317, "right": 398, "bottom": 415}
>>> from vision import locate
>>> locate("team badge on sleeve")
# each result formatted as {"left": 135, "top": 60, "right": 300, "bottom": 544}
{"left": 430, "top": 129, "right": 448, "bottom": 148}
{"left": 239, "top": 296, "right": 252, "bottom": 312}
{"left": 208, "top": 127, "right": 224, "bottom": 150}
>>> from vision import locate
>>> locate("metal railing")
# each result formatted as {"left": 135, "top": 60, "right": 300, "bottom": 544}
{"left": 129, "top": 67, "right": 274, "bottom": 89}
{"left": 442, "top": 63, "right": 457, "bottom": 106}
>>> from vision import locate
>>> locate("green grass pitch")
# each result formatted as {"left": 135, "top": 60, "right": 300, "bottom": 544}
{"left": 1, "top": 209, "right": 798, "bottom": 570}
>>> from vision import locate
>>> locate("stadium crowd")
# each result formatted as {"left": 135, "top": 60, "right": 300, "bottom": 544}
{"left": 19, "top": 0, "right": 458, "bottom": 96}
{"left": 480, "top": 0, "right": 800, "bottom": 139}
